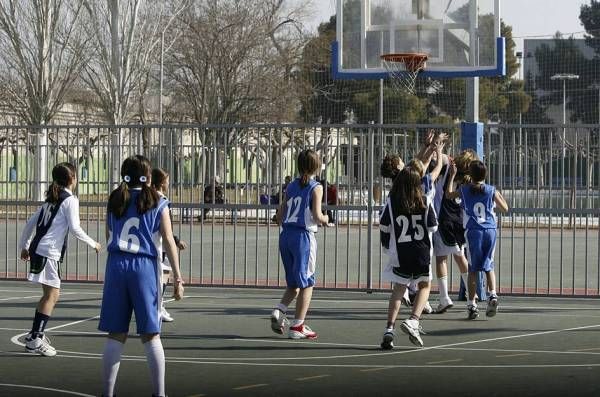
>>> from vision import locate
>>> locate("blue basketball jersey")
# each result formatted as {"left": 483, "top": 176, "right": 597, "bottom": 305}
{"left": 281, "top": 177, "right": 318, "bottom": 232}
{"left": 421, "top": 173, "right": 434, "bottom": 202}
{"left": 459, "top": 184, "right": 497, "bottom": 229}
{"left": 107, "top": 190, "right": 169, "bottom": 257}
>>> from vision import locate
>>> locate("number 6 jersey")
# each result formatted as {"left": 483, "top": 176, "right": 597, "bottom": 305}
{"left": 379, "top": 195, "right": 438, "bottom": 281}
{"left": 106, "top": 189, "right": 170, "bottom": 258}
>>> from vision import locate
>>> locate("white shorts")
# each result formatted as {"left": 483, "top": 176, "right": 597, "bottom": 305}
{"left": 382, "top": 262, "right": 432, "bottom": 286}
{"left": 433, "top": 231, "right": 464, "bottom": 257}
{"left": 28, "top": 257, "right": 61, "bottom": 289}
{"left": 161, "top": 256, "right": 172, "bottom": 272}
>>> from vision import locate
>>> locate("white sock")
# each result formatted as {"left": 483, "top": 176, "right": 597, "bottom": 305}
{"left": 144, "top": 338, "right": 165, "bottom": 397}
{"left": 489, "top": 289, "right": 497, "bottom": 297}
{"left": 385, "top": 326, "right": 394, "bottom": 333}
{"left": 102, "top": 338, "right": 124, "bottom": 397}
{"left": 291, "top": 319, "right": 304, "bottom": 327}
{"left": 275, "top": 303, "right": 288, "bottom": 313}
{"left": 437, "top": 276, "right": 449, "bottom": 301}
{"left": 460, "top": 273, "right": 469, "bottom": 298}
{"left": 469, "top": 299, "right": 477, "bottom": 307}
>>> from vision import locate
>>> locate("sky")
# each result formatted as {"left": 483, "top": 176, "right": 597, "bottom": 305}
{"left": 309, "top": 0, "right": 591, "bottom": 51}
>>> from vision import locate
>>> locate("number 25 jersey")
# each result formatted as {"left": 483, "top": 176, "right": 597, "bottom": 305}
{"left": 458, "top": 184, "right": 497, "bottom": 230}
{"left": 107, "top": 189, "right": 169, "bottom": 258}
{"left": 379, "top": 195, "right": 438, "bottom": 270}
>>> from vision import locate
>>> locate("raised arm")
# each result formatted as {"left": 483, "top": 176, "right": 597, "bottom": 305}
{"left": 428, "top": 142, "right": 446, "bottom": 182}
{"left": 445, "top": 161, "right": 460, "bottom": 200}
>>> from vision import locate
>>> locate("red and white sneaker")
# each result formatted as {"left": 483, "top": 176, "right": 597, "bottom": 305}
{"left": 288, "top": 323, "right": 318, "bottom": 339}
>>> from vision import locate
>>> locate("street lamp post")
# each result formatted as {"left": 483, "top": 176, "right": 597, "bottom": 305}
{"left": 551, "top": 73, "right": 579, "bottom": 155}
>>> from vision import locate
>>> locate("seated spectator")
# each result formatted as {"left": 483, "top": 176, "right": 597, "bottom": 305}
{"left": 203, "top": 176, "right": 225, "bottom": 220}
{"left": 323, "top": 178, "right": 338, "bottom": 226}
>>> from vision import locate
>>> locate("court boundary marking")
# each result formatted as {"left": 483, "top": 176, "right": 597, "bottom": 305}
{"left": 0, "top": 383, "right": 94, "bottom": 397}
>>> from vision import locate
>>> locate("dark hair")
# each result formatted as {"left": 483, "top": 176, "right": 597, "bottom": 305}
{"left": 390, "top": 167, "right": 425, "bottom": 215}
{"left": 151, "top": 168, "right": 169, "bottom": 191}
{"left": 46, "top": 162, "right": 77, "bottom": 204}
{"left": 108, "top": 155, "right": 159, "bottom": 218}
{"left": 297, "top": 149, "right": 321, "bottom": 187}
{"left": 469, "top": 160, "right": 487, "bottom": 195}
{"left": 381, "top": 154, "right": 403, "bottom": 179}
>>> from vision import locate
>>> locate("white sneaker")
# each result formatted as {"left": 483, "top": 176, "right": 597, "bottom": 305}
{"left": 288, "top": 323, "right": 318, "bottom": 339}
{"left": 161, "top": 307, "right": 174, "bottom": 322}
{"left": 270, "top": 309, "right": 289, "bottom": 335}
{"left": 486, "top": 295, "right": 499, "bottom": 317}
{"left": 422, "top": 301, "right": 433, "bottom": 314}
{"left": 400, "top": 319, "right": 424, "bottom": 347}
{"left": 380, "top": 329, "right": 394, "bottom": 350}
{"left": 25, "top": 334, "right": 57, "bottom": 357}
{"left": 435, "top": 298, "right": 454, "bottom": 314}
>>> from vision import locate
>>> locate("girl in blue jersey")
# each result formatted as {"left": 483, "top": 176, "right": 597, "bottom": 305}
{"left": 19, "top": 162, "right": 101, "bottom": 356}
{"left": 271, "top": 149, "right": 329, "bottom": 339}
{"left": 152, "top": 168, "right": 187, "bottom": 323}
{"left": 447, "top": 160, "right": 508, "bottom": 320}
{"left": 99, "top": 155, "right": 184, "bottom": 397}
{"left": 379, "top": 166, "right": 438, "bottom": 348}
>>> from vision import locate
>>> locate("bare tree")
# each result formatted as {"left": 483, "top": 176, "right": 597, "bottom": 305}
{"left": 0, "top": 0, "right": 89, "bottom": 199}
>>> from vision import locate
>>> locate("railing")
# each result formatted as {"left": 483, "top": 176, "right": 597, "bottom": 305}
{"left": 1, "top": 123, "right": 598, "bottom": 296}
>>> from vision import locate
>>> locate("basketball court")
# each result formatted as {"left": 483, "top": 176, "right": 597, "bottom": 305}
{"left": 1, "top": 281, "right": 599, "bottom": 396}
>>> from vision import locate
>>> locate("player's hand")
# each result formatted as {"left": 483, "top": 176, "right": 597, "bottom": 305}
{"left": 94, "top": 242, "right": 102, "bottom": 253}
{"left": 20, "top": 249, "right": 30, "bottom": 261}
{"left": 449, "top": 161, "right": 457, "bottom": 177}
{"left": 425, "top": 130, "right": 435, "bottom": 145}
{"left": 323, "top": 214, "right": 329, "bottom": 226}
{"left": 173, "top": 280, "right": 184, "bottom": 300}
{"left": 178, "top": 241, "right": 188, "bottom": 250}
{"left": 437, "top": 132, "right": 449, "bottom": 143}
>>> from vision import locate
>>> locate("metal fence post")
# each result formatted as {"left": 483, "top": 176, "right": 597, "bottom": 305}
{"left": 367, "top": 122, "right": 374, "bottom": 292}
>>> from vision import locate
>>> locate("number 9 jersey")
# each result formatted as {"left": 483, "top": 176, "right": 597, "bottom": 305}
{"left": 458, "top": 184, "right": 497, "bottom": 230}
{"left": 106, "top": 190, "right": 170, "bottom": 258}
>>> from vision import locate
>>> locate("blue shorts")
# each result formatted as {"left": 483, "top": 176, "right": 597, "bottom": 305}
{"left": 279, "top": 228, "right": 317, "bottom": 289}
{"left": 465, "top": 229, "right": 497, "bottom": 272}
{"left": 98, "top": 253, "right": 161, "bottom": 335}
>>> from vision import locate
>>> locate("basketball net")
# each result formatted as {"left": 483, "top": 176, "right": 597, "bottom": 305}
{"left": 380, "top": 53, "right": 428, "bottom": 95}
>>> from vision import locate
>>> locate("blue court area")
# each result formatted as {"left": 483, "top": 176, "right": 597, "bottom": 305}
{"left": 0, "top": 280, "right": 599, "bottom": 396}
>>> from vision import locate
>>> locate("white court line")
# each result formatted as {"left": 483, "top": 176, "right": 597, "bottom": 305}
{"left": 0, "top": 295, "right": 40, "bottom": 301}
{"left": 0, "top": 383, "right": 94, "bottom": 397}
{"left": 10, "top": 315, "right": 99, "bottom": 348}
{"left": 9, "top": 323, "right": 599, "bottom": 363}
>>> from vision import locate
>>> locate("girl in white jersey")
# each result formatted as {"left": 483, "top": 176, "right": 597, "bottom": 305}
{"left": 152, "top": 168, "right": 187, "bottom": 322}
{"left": 18, "top": 162, "right": 101, "bottom": 356}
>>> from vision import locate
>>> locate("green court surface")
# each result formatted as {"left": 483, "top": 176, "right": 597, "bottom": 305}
{"left": 0, "top": 281, "right": 599, "bottom": 396}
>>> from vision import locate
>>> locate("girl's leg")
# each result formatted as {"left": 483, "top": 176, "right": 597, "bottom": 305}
{"left": 485, "top": 270, "right": 497, "bottom": 295}
{"left": 103, "top": 333, "right": 127, "bottom": 397}
{"left": 30, "top": 284, "right": 60, "bottom": 338}
{"left": 411, "top": 281, "right": 431, "bottom": 318}
{"left": 435, "top": 256, "right": 452, "bottom": 310}
{"left": 468, "top": 272, "right": 478, "bottom": 302}
{"left": 386, "top": 283, "right": 407, "bottom": 328}
{"left": 453, "top": 253, "right": 470, "bottom": 299}
{"left": 141, "top": 333, "right": 165, "bottom": 397}
{"left": 271, "top": 288, "right": 299, "bottom": 334}
{"left": 294, "top": 286, "right": 313, "bottom": 322}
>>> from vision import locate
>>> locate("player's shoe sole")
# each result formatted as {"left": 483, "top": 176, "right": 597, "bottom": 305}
{"left": 380, "top": 332, "right": 394, "bottom": 350}
{"left": 270, "top": 310, "right": 288, "bottom": 335}
{"left": 467, "top": 305, "right": 479, "bottom": 320}
{"left": 435, "top": 302, "right": 454, "bottom": 314}
{"left": 486, "top": 297, "right": 499, "bottom": 317}
{"left": 400, "top": 321, "right": 424, "bottom": 347}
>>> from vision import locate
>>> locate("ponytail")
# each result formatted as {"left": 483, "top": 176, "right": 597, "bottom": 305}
{"left": 46, "top": 182, "right": 62, "bottom": 204}
{"left": 108, "top": 182, "right": 131, "bottom": 218}
{"left": 300, "top": 174, "right": 310, "bottom": 188}
{"left": 46, "top": 162, "right": 77, "bottom": 204}
{"left": 138, "top": 182, "right": 160, "bottom": 214}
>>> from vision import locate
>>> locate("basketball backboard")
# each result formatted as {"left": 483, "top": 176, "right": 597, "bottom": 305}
{"left": 332, "top": 0, "right": 505, "bottom": 79}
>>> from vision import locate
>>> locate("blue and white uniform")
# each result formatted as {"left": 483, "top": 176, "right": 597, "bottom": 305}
{"left": 279, "top": 177, "right": 319, "bottom": 289}
{"left": 380, "top": 195, "right": 438, "bottom": 285}
{"left": 459, "top": 184, "right": 497, "bottom": 272}
{"left": 99, "top": 189, "right": 169, "bottom": 334}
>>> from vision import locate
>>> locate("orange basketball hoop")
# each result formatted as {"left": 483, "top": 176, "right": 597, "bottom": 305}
{"left": 380, "top": 53, "right": 428, "bottom": 94}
